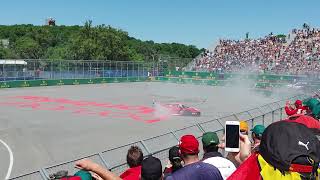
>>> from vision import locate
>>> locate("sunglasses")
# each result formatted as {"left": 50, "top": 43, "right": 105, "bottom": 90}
{"left": 240, "top": 130, "right": 248, "bottom": 135}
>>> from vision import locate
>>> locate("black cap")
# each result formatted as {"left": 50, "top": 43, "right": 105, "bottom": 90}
{"left": 260, "top": 121, "right": 320, "bottom": 172}
{"left": 141, "top": 156, "right": 162, "bottom": 180}
{"left": 169, "top": 146, "right": 180, "bottom": 162}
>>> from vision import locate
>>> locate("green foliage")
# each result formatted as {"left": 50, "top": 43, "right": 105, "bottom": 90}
{"left": 14, "top": 37, "right": 42, "bottom": 59}
{"left": 276, "top": 34, "right": 286, "bottom": 38}
{"left": 0, "top": 22, "right": 201, "bottom": 62}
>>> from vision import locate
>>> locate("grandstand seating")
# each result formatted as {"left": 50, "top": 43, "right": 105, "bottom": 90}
{"left": 192, "top": 27, "right": 320, "bottom": 76}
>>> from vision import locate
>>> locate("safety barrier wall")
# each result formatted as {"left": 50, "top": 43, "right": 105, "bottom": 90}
{"left": 156, "top": 76, "right": 292, "bottom": 90}
{"left": 0, "top": 77, "right": 149, "bottom": 89}
{"left": 8, "top": 94, "right": 309, "bottom": 180}
{"left": 0, "top": 76, "right": 289, "bottom": 91}
{"left": 164, "top": 70, "right": 309, "bottom": 82}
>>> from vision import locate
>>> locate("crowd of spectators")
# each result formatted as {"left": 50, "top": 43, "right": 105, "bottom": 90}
{"left": 66, "top": 96, "right": 320, "bottom": 180}
{"left": 192, "top": 25, "right": 320, "bottom": 76}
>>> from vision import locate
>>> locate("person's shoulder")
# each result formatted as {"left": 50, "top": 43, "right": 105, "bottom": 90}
{"left": 164, "top": 174, "right": 174, "bottom": 180}
{"left": 120, "top": 166, "right": 141, "bottom": 179}
{"left": 204, "top": 156, "right": 235, "bottom": 166}
{"left": 197, "top": 161, "right": 220, "bottom": 169}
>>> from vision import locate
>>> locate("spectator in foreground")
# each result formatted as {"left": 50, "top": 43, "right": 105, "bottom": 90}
{"left": 141, "top": 156, "right": 163, "bottom": 180}
{"left": 304, "top": 98, "right": 320, "bottom": 119}
{"left": 250, "top": 125, "right": 265, "bottom": 152}
{"left": 163, "top": 146, "right": 182, "bottom": 178}
{"left": 120, "top": 146, "right": 143, "bottom": 180}
{"left": 201, "top": 132, "right": 236, "bottom": 179}
{"left": 227, "top": 121, "right": 320, "bottom": 180}
{"left": 165, "top": 134, "right": 223, "bottom": 180}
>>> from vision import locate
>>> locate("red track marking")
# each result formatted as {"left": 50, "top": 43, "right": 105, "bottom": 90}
{"left": 0, "top": 96, "right": 169, "bottom": 124}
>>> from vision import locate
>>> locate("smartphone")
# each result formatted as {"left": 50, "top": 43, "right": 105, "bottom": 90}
{"left": 225, "top": 121, "right": 240, "bottom": 152}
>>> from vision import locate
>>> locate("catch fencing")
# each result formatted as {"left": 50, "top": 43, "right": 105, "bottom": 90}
{"left": 9, "top": 94, "right": 309, "bottom": 180}
{"left": 0, "top": 59, "right": 167, "bottom": 81}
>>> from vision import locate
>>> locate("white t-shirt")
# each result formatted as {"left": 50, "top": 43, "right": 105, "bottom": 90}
{"left": 203, "top": 157, "right": 236, "bottom": 179}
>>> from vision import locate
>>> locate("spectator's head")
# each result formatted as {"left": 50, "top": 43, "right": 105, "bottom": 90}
{"left": 240, "top": 121, "right": 249, "bottom": 135}
{"left": 141, "top": 156, "right": 162, "bottom": 180}
{"left": 304, "top": 98, "right": 320, "bottom": 119}
{"left": 168, "top": 146, "right": 183, "bottom": 172}
{"left": 179, "top": 135, "right": 199, "bottom": 164}
{"left": 202, "top": 132, "right": 219, "bottom": 153}
{"left": 251, "top": 125, "right": 265, "bottom": 144}
{"left": 126, "top": 146, "right": 143, "bottom": 168}
{"left": 294, "top": 100, "right": 303, "bottom": 108}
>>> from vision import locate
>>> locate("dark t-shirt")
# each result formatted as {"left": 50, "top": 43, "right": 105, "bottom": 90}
{"left": 165, "top": 161, "right": 223, "bottom": 180}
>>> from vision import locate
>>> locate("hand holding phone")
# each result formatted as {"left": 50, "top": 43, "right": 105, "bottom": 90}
{"left": 225, "top": 121, "right": 240, "bottom": 152}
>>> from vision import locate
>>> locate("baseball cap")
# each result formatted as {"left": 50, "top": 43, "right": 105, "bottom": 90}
{"left": 294, "top": 99, "right": 302, "bottom": 106}
{"left": 251, "top": 125, "right": 265, "bottom": 136}
{"left": 304, "top": 98, "right": 320, "bottom": 118}
{"left": 240, "top": 121, "right": 249, "bottom": 132}
{"left": 179, "top": 135, "right": 199, "bottom": 154}
{"left": 259, "top": 121, "right": 320, "bottom": 173}
{"left": 202, "top": 132, "right": 219, "bottom": 147}
{"left": 141, "top": 156, "right": 162, "bottom": 180}
{"left": 169, "top": 146, "right": 180, "bottom": 161}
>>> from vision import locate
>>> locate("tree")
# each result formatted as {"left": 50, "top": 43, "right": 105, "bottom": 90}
{"left": 14, "top": 37, "right": 42, "bottom": 59}
{"left": 0, "top": 23, "right": 201, "bottom": 62}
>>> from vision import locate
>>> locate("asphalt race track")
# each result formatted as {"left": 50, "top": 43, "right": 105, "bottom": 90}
{"left": 0, "top": 82, "right": 297, "bottom": 178}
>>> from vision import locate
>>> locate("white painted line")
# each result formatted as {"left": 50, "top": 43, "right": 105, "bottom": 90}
{"left": 0, "top": 139, "right": 13, "bottom": 180}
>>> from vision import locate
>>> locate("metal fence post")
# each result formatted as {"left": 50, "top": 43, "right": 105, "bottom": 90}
{"left": 98, "top": 153, "right": 111, "bottom": 169}
{"left": 40, "top": 168, "right": 50, "bottom": 180}
{"left": 115, "top": 61, "right": 118, "bottom": 77}
{"left": 138, "top": 63, "right": 140, "bottom": 80}
{"left": 272, "top": 110, "right": 275, "bottom": 123}
{"left": 170, "top": 131, "right": 180, "bottom": 142}
{"left": 233, "top": 114, "right": 240, "bottom": 121}
{"left": 216, "top": 118, "right": 225, "bottom": 130}
{"left": 127, "top": 62, "right": 129, "bottom": 80}
{"left": 196, "top": 123, "right": 205, "bottom": 133}
{"left": 14, "top": 60, "right": 17, "bottom": 81}
{"left": 102, "top": 62, "right": 105, "bottom": 78}
{"left": 75, "top": 60, "right": 77, "bottom": 79}
{"left": 59, "top": 60, "right": 62, "bottom": 79}
{"left": 121, "top": 61, "right": 123, "bottom": 78}
{"left": 251, "top": 118, "right": 254, "bottom": 128}
{"left": 246, "top": 111, "right": 254, "bottom": 120}
{"left": 140, "top": 140, "right": 152, "bottom": 155}
{"left": 108, "top": 61, "right": 111, "bottom": 77}
{"left": 96, "top": 61, "right": 99, "bottom": 78}
{"left": 82, "top": 61, "right": 85, "bottom": 78}
{"left": 142, "top": 63, "right": 145, "bottom": 78}
{"left": 34, "top": 60, "right": 36, "bottom": 80}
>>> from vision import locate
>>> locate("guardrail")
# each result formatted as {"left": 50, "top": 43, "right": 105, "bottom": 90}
{"left": 8, "top": 94, "right": 309, "bottom": 180}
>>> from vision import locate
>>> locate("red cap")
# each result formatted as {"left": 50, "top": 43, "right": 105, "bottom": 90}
{"left": 179, "top": 135, "right": 199, "bottom": 154}
{"left": 295, "top": 100, "right": 302, "bottom": 107}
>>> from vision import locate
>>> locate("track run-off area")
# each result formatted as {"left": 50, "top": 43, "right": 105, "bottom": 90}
{"left": 0, "top": 82, "right": 298, "bottom": 178}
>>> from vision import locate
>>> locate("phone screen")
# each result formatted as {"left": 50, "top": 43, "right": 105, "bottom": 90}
{"left": 226, "top": 124, "right": 240, "bottom": 148}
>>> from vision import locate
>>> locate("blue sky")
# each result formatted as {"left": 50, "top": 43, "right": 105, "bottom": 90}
{"left": 1, "top": 0, "right": 320, "bottom": 48}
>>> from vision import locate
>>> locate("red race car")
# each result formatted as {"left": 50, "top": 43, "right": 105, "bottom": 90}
{"left": 162, "top": 103, "right": 201, "bottom": 116}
